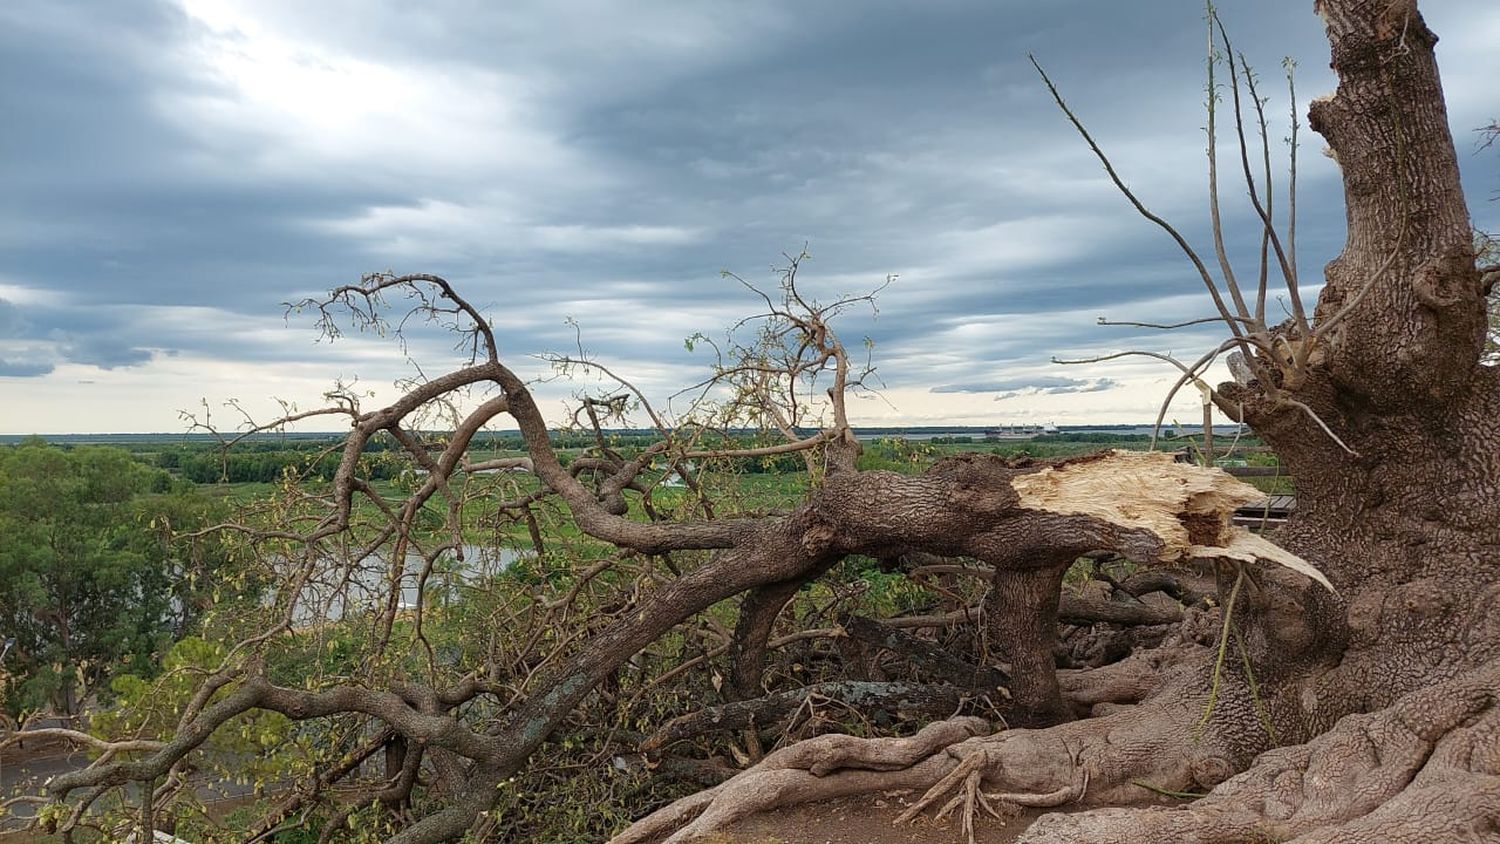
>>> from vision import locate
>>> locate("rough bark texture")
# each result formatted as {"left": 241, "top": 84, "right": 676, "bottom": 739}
{"left": 984, "top": 563, "right": 1071, "bottom": 725}
{"left": 36, "top": 4, "right": 1496, "bottom": 843}
{"left": 612, "top": 2, "right": 1500, "bottom": 842}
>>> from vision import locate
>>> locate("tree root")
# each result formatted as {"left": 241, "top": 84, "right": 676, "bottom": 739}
{"left": 615, "top": 659, "right": 1500, "bottom": 844}
{"left": 611, "top": 661, "right": 1226, "bottom": 844}
{"left": 609, "top": 717, "right": 991, "bottom": 844}
{"left": 1015, "top": 660, "right": 1500, "bottom": 843}
{"left": 891, "top": 747, "right": 1090, "bottom": 844}
{"left": 1057, "top": 636, "right": 1205, "bottom": 712}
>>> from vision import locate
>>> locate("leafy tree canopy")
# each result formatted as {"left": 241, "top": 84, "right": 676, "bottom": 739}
{"left": 0, "top": 440, "right": 230, "bottom": 715}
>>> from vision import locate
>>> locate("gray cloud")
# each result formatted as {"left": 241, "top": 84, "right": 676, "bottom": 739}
{"left": 933, "top": 376, "right": 1100, "bottom": 394}
{"left": 0, "top": 360, "right": 54, "bottom": 378}
{"left": 0, "top": 298, "right": 29, "bottom": 336}
{"left": 1, "top": 0, "right": 1497, "bottom": 426}
{"left": 54, "top": 333, "right": 154, "bottom": 371}
{"left": 0, "top": 296, "right": 158, "bottom": 376}
{"left": 0, "top": 339, "right": 55, "bottom": 376}
{"left": 932, "top": 375, "right": 1120, "bottom": 399}
{"left": 998, "top": 378, "right": 1121, "bottom": 400}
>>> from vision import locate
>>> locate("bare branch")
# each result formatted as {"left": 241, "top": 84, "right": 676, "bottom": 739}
{"left": 1030, "top": 55, "right": 1251, "bottom": 351}
{"left": 1097, "top": 315, "right": 1257, "bottom": 330}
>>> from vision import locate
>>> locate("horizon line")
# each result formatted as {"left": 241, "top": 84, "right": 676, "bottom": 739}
{"left": 0, "top": 422, "right": 1247, "bottom": 439}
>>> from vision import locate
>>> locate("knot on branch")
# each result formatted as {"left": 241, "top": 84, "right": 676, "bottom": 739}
{"left": 799, "top": 520, "right": 839, "bottom": 556}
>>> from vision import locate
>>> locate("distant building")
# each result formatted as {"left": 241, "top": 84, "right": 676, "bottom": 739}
{"left": 983, "top": 422, "right": 1057, "bottom": 440}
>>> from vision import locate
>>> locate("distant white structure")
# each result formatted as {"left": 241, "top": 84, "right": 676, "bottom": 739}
{"left": 984, "top": 422, "right": 1058, "bottom": 440}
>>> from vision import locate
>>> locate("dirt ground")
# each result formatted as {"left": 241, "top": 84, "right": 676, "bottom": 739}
{"left": 720, "top": 795, "right": 1061, "bottom": 844}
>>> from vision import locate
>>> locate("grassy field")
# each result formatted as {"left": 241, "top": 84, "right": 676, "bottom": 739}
{"left": 185, "top": 435, "right": 1291, "bottom": 545}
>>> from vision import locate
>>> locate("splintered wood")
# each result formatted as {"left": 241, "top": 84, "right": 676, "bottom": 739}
{"left": 1010, "top": 450, "right": 1333, "bottom": 591}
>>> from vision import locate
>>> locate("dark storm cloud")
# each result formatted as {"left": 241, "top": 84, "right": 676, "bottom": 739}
{"left": 1, "top": 0, "right": 1496, "bottom": 421}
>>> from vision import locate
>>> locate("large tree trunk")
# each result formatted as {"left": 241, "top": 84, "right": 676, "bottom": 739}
{"left": 1050, "top": 5, "right": 1500, "bottom": 837}
{"left": 615, "top": 2, "right": 1500, "bottom": 842}
{"left": 40, "top": 4, "right": 1496, "bottom": 843}
{"left": 1223, "top": 0, "right": 1497, "bottom": 743}
{"left": 1080, "top": 3, "right": 1500, "bottom": 837}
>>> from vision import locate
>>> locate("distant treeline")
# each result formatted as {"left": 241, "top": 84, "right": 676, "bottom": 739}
{"left": 148, "top": 431, "right": 694, "bottom": 484}
{"left": 159, "top": 448, "right": 377, "bottom": 484}
{"left": 926, "top": 432, "right": 1159, "bottom": 445}
{"left": 13, "top": 430, "right": 1212, "bottom": 485}
{"left": 1033, "top": 432, "right": 1157, "bottom": 443}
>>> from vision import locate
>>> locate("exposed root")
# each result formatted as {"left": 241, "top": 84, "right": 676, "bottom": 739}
{"left": 896, "top": 744, "right": 1091, "bottom": 844}
{"left": 621, "top": 660, "right": 1500, "bottom": 844}
{"left": 894, "top": 751, "right": 991, "bottom": 825}
{"left": 613, "top": 665, "right": 1226, "bottom": 844}
{"left": 613, "top": 601, "right": 1237, "bottom": 844}
{"left": 988, "top": 761, "right": 1090, "bottom": 808}
{"left": 609, "top": 717, "right": 990, "bottom": 844}
{"left": 913, "top": 757, "right": 996, "bottom": 844}
{"left": 1058, "top": 632, "right": 1208, "bottom": 712}
{"left": 1015, "top": 660, "right": 1500, "bottom": 843}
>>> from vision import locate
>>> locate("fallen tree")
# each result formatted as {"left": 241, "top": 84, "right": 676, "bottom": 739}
{"left": 616, "top": 1, "right": 1500, "bottom": 841}
{"left": 14, "top": 1, "right": 1497, "bottom": 843}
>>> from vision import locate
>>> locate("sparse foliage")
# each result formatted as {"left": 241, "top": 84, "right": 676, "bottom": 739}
{"left": 6, "top": 4, "right": 1498, "bottom": 844}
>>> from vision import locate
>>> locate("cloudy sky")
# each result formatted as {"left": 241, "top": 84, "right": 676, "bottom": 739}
{"left": 2, "top": 0, "right": 1497, "bottom": 434}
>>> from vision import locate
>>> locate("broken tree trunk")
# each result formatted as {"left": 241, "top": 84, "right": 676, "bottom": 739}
{"left": 612, "top": 2, "right": 1500, "bottom": 842}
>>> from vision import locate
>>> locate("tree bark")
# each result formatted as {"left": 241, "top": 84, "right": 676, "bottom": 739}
{"left": 1220, "top": 0, "right": 1499, "bottom": 749}
{"left": 984, "top": 561, "right": 1071, "bottom": 725}
{"left": 613, "top": 3, "right": 1500, "bottom": 842}
{"left": 44, "top": 5, "right": 1500, "bottom": 843}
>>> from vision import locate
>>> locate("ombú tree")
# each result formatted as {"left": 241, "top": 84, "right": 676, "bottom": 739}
{"left": 19, "top": 1, "right": 1498, "bottom": 842}
{"left": 621, "top": 1, "right": 1500, "bottom": 840}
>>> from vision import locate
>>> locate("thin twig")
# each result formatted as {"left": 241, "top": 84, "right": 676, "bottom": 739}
{"left": 1096, "top": 315, "right": 1257, "bottom": 330}
{"left": 1030, "top": 55, "right": 1250, "bottom": 351}
{"left": 1203, "top": 8, "right": 1254, "bottom": 323}
{"left": 1215, "top": 15, "right": 1311, "bottom": 345}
